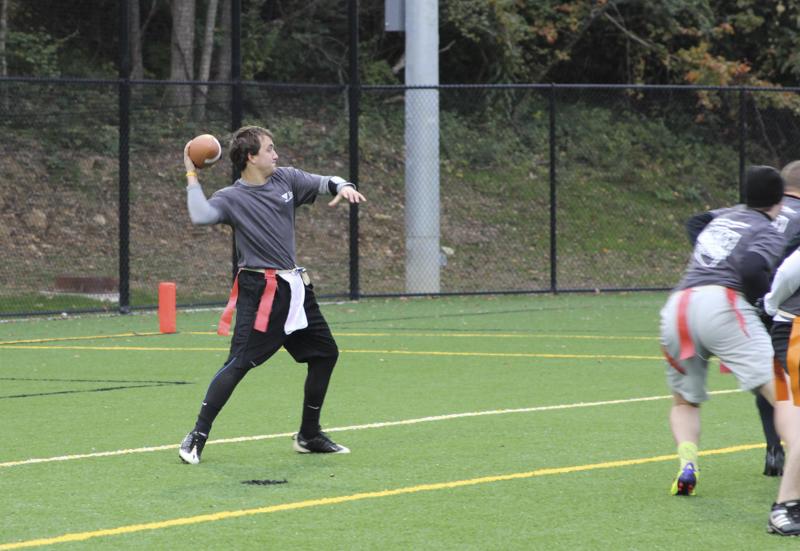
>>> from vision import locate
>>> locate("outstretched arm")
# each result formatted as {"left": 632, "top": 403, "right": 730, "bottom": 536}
{"left": 327, "top": 176, "right": 366, "bottom": 207}
{"left": 184, "top": 141, "right": 222, "bottom": 225}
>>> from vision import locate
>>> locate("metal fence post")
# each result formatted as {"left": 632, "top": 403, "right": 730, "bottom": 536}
{"left": 549, "top": 84, "right": 557, "bottom": 294}
{"left": 348, "top": 0, "right": 360, "bottom": 300}
{"left": 738, "top": 87, "right": 747, "bottom": 202}
{"left": 118, "top": 0, "right": 131, "bottom": 314}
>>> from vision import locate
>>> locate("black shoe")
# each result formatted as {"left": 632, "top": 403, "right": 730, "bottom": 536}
{"left": 293, "top": 431, "right": 350, "bottom": 454}
{"left": 764, "top": 446, "right": 785, "bottom": 477}
{"left": 768, "top": 501, "right": 800, "bottom": 536}
{"left": 179, "top": 430, "right": 208, "bottom": 464}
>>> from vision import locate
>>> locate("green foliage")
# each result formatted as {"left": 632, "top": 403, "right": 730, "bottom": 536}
{"left": 5, "top": 0, "right": 800, "bottom": 92}
{"left": 238, "top": 0, "right": 350, "bottom": 82}
{"left": 6, "top": 30, "right": 61, "bottom": 77}
{"left": 358, "top": 31, "right": 400, "bottom": 85}
{"left": 441, "top": 0, "right": 586, "bottom": 82}
{"left": 240, "top": 1, "right": 275, "bottom": 80}
{"left": 7, "top": 0, "right": 120, "bottom": 78}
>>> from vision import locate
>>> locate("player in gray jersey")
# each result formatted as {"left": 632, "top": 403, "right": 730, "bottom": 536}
{"left": 177, "top": 126, "right": 366, "bottom": 465}
{"left": 686, "top": 172, "right": 800, "bottom": 478}
{"left": 661, "top": 165, "right": 800, "bottom": 536}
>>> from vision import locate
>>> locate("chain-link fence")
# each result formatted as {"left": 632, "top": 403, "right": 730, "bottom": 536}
{"left": 124, "top": 81, "right": 351, "bottom": 307}
{"left": 3, "top": 0, "right": 800, "bottom": 316}
{"left": 3, "top": 80, "right": 798, "bottom": 317}
{"left": 357, "top": 84, "right": 800, "bottom": 296}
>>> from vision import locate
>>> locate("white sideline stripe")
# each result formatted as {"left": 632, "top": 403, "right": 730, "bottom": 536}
{"left": 0, "top": 389, "right": 741, "bottom": 470}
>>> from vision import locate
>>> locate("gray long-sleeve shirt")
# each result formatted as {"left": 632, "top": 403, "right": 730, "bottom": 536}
{"left": 187, "top": 167, "right": 350, "bottom": 269}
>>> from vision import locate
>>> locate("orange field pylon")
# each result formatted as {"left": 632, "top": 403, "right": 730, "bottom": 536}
{"left": 158, "top": 282, "right": 177, "bottom": 334}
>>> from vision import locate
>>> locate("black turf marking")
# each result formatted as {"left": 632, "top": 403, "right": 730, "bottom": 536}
{"left": 0, "top": 377, "right": 191, "bottom": 399}
{"left": 242, "top": 479, "right": 288, "bottom": 486}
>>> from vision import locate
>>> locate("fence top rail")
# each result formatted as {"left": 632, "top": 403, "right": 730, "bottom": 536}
{"left": 364, "top": 83, "right": 800, "bottom": 92}
{"left": 1, "top": 75, "right": 799, "bottom": 94}
{"left": 0, "top": 76, "right": 345, "bottom": 90}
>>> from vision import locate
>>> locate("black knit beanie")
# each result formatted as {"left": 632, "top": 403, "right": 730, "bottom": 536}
{"left": 745, "top": 165, "right": 784, "bottom": 208}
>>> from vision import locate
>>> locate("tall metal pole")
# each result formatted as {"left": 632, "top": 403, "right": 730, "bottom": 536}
{"left": 549, "top": 84, "right": 557, "bottom": 294}
{"left": 348, "top": 0, "right": 360, "bottom": 300}
{"left": 118, "top": 0, "right": 131, "bottom": 313}
{"left": 404, "top": 0, "right": 440, "bottom": 293}
{"left": 738, "top": 87, "right": 747, "bottom": 203}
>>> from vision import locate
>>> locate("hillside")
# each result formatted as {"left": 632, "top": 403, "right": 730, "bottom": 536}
{"left": 0, "top": 89, "right": 743, "bottom": 315}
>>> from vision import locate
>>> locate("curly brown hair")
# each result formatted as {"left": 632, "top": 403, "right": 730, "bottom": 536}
{"left": 229, "top": 126, "right": 273, "bottom": 173}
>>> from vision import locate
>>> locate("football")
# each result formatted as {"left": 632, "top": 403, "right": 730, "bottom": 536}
{"left": 188, "top": 134, "right": 222, "bottom": 169}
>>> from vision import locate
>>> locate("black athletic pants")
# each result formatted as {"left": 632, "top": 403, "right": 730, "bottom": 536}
{"left": 194, "top": 270, "right": 339, "bottom": 436}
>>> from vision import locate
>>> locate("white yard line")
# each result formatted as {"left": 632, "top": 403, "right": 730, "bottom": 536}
{"left": 0, "top": 389, "right": 740, "bottom": 469}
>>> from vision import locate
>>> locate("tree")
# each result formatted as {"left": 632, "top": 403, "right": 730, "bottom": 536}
{"left": 211, "top": 0, "right": 231, "bottom": 112}
{"left": 3, "top": 0, "right": 800, "bottom": 90}
{"left": 214, "top": 0, "right": 231, "bottom": 82}
{"left": 194, "top": 0, "right": 218, "bottom": 119}
{"left": 129, "top": 1, "right": 160, "bottom": 79}
{"left": 170, "top": 0, "right": 195, "bottom": 110}
{"left": 129, "top": 0, "right": 143, "bottom": 78}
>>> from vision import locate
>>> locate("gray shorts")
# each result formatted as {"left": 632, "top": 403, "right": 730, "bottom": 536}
{"left": 660, "top": 285, "right": 773, "bottom": 403}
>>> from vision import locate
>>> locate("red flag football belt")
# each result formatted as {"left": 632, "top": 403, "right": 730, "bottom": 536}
{"left": 662, "top": 287, "right": 748, "bottom": 375}
{"left": 217, "top": 268, "right": 305, "bottom": 336}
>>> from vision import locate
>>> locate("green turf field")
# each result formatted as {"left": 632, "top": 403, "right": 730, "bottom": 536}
{"left": 0, "top": 292, "right": 795, "bottom": 549}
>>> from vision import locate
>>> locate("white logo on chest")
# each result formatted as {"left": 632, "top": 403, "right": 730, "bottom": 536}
{"left": 281, "top": 191, "right": 294, "bottom": 203}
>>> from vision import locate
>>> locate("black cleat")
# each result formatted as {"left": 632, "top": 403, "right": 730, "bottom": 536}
{"left": 293, "top": 431, "right": 350, "bottom": 454}
{"left": 768, "top": 501, "right": 800, "bottom": 536}
{"left": 179, "top": 430, "right": 208, "bottom": 464}
{"left": 764, "top": 445, "right": 785, "bottom": 477}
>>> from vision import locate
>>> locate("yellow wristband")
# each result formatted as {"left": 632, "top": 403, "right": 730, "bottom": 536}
{"left": 185, "top": 171, "right": 197, "bottom": 178}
